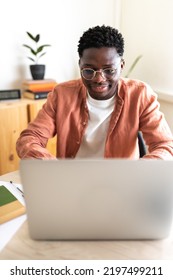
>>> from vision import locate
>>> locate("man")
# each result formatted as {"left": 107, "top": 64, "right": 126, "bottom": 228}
{"left": 16, "top": 25, "right": 173, "bottom": 159}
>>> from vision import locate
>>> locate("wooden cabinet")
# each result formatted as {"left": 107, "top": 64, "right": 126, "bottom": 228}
{"left": 0, "top": 98, "right": 56, "bottom": 175}
{"left": 0, "top": 101, "right": 28, "bottom": 175}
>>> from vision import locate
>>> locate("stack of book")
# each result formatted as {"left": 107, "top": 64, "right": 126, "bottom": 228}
{"left": 22, "top": 79, "right": 57, "bottom": 100}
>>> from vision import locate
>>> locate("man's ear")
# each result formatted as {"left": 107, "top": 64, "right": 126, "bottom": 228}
{"left": 121, "top": 58, "right": 125, "bottom": 70}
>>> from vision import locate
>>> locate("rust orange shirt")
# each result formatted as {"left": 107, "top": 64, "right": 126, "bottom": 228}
{"left": 16, "top": 78, "right": 173, "bottom": 159}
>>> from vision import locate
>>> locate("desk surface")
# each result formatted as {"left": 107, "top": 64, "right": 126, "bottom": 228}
{"left": 0, "top": 171, "right": 173, "bottom": 260}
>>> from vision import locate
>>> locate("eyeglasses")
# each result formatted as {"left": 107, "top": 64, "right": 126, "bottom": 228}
{"left": 81, "top": 67, "right": 118, "bottom": 80}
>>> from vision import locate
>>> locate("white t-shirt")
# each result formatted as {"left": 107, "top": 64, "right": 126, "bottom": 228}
{"left": 76, "top": 93, "right": 116, "bottom": 158}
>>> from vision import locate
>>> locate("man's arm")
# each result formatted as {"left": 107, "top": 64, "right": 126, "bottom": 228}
{"left": 139, "top": 87, "right": 173, "bottom": 159}
{"left": 16, "top": 92, "right": 57, "bottom": 159}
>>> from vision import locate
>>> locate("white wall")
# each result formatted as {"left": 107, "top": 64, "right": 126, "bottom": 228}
{"left": 120, "top": 0, "right": 173, "bottom": 95}
{"left": 3, "top": 0, "right": 173, "bottom": 95}
{"left": 0, "top": 0, "right": 120, "bottom": 90}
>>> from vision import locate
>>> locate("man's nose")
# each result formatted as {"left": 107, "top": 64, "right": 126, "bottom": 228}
{"left": 94, "top": 70, "right": 106, "bottom": 82}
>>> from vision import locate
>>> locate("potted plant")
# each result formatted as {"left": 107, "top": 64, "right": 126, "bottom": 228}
{"left": 23, "top": 32, "right": 51, "bottom": 80}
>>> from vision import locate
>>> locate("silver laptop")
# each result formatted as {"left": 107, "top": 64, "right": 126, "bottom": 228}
{"left": 20, "top": 159, "right": 173, "bottom": 240}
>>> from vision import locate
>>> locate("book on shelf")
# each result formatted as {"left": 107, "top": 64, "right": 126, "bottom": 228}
{"left": 23, "top": 90, "right": 49, "bottom": 100}
{"left": 0, "top": 184, "right": 26, "bottom": 224}
{"left": 22, "top": 79, "right": 57, "bottom": 92}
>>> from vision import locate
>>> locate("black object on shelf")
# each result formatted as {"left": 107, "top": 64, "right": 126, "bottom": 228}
{"left": 0, "top": 89, "right": 21, "bottom": 101}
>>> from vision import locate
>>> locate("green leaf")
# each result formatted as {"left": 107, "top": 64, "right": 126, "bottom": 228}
{"left": 23, "top": 44, "right": 34, "bottom": 52}
{"left": 23, "top": 44, "right": 31, "bottom": 49}
{"left": 26, "top": 32, "right": 35, "bottom": 41}
{"left": 26, "top": 32, "right": 40, "bottom": 42}
{"left": 31, "top": 49, "right": 37, "bottom": 56}
{"left": 35, "top": 34, "right": 40, "bottom": 42}
{"left": 38, "top": 52, "right": 46, "bottom": 58}
{"left": 27, "top": 57, "right": 36, "bottom": 62}
{"left": 36, "top": 45, "right": 51, "bottom": 54}
{"left": 125, "top": 55, "right": 143, "bottom": 78}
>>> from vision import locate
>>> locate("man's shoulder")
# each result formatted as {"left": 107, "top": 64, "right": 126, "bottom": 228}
{"left": 119, "top": 78, "right": 156, "bottom": 97}
{"left": 52, "top": 78, "right": 86, "bottom": 102}
{"left": 120, "top": 77, "right": 148, "bottom": 89}
{"left": 56, "top": 78, "right": 84, "bottom": 89}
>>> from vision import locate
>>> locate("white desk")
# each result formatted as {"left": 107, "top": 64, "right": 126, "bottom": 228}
{"left": 0, "top": 171, "right": 173, "bottom": 260}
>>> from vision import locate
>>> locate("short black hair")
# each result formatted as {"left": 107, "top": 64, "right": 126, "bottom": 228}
{"left": 78, "top": 25, "right": 124, "bottom": 57}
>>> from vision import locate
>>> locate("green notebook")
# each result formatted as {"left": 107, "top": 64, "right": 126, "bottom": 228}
{"left": 0, "top": 185, "right": 26, "bottom": 224}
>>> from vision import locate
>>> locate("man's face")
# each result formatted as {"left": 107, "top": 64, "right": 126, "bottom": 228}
{"left": 79, "top": 47, "right": 124, "bottom": 100}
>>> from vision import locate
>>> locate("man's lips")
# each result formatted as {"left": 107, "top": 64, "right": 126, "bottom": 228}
{"left": 90, "top": 83, "right": 109, "bottom": 93}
